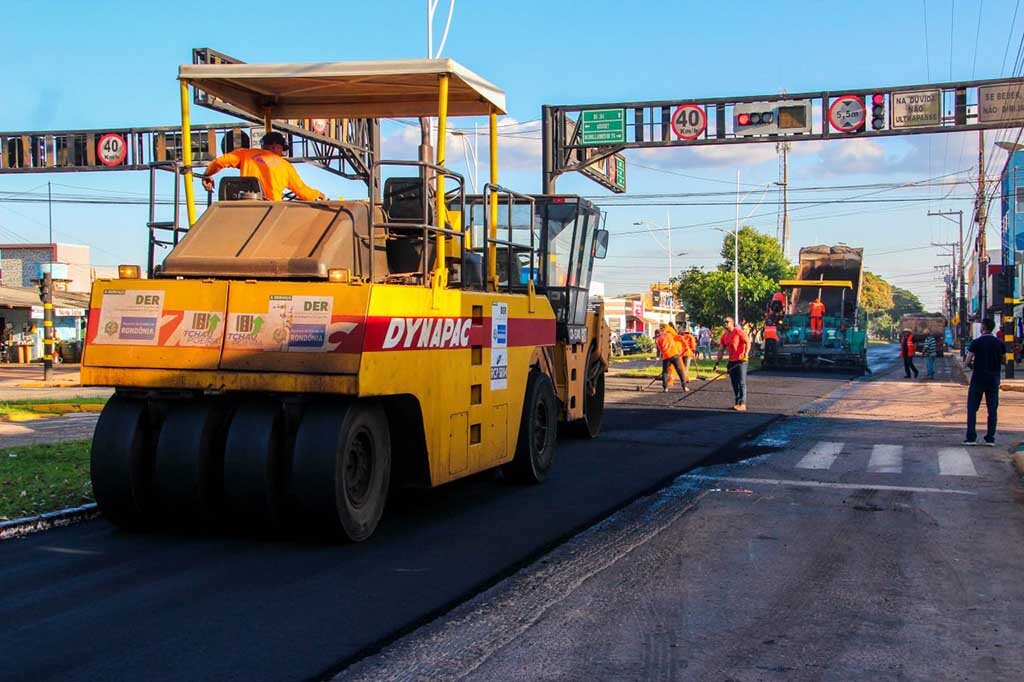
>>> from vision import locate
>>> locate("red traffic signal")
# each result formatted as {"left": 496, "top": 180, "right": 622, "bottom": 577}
{"left": 871, "top": 93, "right": 885, "bottom": 130}
{"left": 738, "top": 113, "right": 751, "bottom": 126}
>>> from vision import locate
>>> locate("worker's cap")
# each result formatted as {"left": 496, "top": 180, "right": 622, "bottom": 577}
{"left": 261, "top": 132, "right": 290, "bottom": 150}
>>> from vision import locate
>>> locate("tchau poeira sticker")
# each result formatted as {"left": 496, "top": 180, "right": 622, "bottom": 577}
{"left": 225, "top": 295, "right": 336, "bottom": 352}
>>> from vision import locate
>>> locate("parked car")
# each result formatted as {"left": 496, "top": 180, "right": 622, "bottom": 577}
{"left": 620, "top": 332, "right": 652, "bottom": 355}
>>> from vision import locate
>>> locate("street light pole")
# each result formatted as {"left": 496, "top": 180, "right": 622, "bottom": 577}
{"left": 734, "top": 170, "right": 740, "bottom": 323}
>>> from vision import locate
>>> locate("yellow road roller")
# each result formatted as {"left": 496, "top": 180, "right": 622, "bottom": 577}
{"left": 82, "top": 55, "right": 610, "bottom": 541}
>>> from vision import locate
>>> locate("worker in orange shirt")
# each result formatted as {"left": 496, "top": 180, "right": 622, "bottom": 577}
{"left": 679, "top": 327, "right": 698, "bottom": 381}
{"left": 201, "top": 132, "right": 325, "bottom": 202}
{"left": 655, "top": 324, "right": 688, "bottom": 393}
{"left": 763, "top": 320, "right": 780, "bottom": 353}
{"left": 715, "top": 316, "right": 751, "bottom": 411}
{"left": 809, "top": 297, "right": 825, "bottom": 338}
{"left": 768, "top": 291, "right": 787, "bottom": 317}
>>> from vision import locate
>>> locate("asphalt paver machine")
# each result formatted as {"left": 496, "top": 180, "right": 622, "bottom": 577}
{"left": 82, "top": 56, "right": 610, "bottom": 541}
{"left": 762, "top": 245, "right": 868, "bottom": 374}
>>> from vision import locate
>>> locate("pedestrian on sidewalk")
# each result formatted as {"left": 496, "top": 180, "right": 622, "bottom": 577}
{"left": 715, "top": 316, "right": 750, "bottom": 411}
{"left": 922, "top": 334, "right": 937, "bottom": 379}
{"left": 900, "top": 329, "right": 919, "bottom": 379}
{"left": 697, "top": 325, "right": 712, "bottom": 360}
{"left": 655, "top": 324, "right": 688, "bottom": 393}
{"left": 964, "top": 318, "right": 1007, "bottom": 446}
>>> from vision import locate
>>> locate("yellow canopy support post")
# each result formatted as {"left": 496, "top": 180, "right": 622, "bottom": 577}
{"left": 433, "top": 74, "right": 449, "bottom": 288}
{"left": 264, "top": 107, "right": 272, "bottom": 133}
{"left": 488, "top": 111, "right": 499, "bottom": 291}
{"left": 180, "top": 80, "right": 196, "bottom": 227}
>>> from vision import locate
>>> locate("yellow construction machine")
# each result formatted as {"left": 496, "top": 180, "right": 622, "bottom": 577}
{"left": 82, "top": 56, "right": 610, "bottom": 541}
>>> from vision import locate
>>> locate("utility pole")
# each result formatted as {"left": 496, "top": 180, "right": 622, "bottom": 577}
{"left": 977, "top": 130, "right": 988, "bottom": 319}
{"left": 929, "top": 209, "right": 967, "bottom": 353}
{"left": 777, "top": 141, "right": 791, "bottom": 260}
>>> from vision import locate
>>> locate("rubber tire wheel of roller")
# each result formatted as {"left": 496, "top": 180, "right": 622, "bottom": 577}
{"left": 567, "top": 352, "right": 606, "bottom": 439}
{"left": 90, "top": 395, "right": 155, "bottom": 529}
{"left": 223, "top": 400, "right": 288, "bottom": 529}
{"left": 152, "top": 401, "right": 225, "bottom": 525}
{"left": 505, "top": 370, "right": 558, "bottom": 483}
{"left": 290, "top": 400, "right": 391, "bottom": 542}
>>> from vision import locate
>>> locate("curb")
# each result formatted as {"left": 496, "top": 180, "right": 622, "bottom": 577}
{"left": 14, "top": 381, "right": 81, "bottom": 389}
{"left": 0, "top": 503, "right": 99, "bottom": 541}
{"left": 0, "top": 402, "right": 104, "bottom": 422}
{"left": 1011, "top": 443, "right": 1024, "bottom": 478}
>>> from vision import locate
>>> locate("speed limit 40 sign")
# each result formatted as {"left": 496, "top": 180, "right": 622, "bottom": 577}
{"left": 671, "top": 104, "right": 707, "bottom": 140}
{"left": 96, "top": 133, "right": 128, "bottom": 166}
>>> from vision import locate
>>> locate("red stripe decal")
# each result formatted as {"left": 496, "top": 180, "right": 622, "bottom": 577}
{"left": 362, "top": 316, "right": 554, "bottom": 352}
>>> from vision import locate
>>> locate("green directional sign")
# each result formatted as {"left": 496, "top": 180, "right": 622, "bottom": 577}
{"left": 580, "top": 109, "right": 626, "bottom": 146}
{"left": 615, "top": 155, "right": 626, "bottom": 192}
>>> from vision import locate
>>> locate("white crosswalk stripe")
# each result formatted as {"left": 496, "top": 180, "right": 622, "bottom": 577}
{"left": 788, "top": 442, "right": 979, "bottom": 478}
{"left": 867, "top": 444, "right": 903, "bottom": 474}
{"left": 795, "top": 441, "right": 844, "bottom": 469}
{"left": 937, "top": 447, "right": 979, "bottom": 477}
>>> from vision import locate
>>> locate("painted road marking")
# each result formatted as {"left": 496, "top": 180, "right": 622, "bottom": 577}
{"left": 868, "top": 444, "right": 903, "bottom": 474}
{"left": 795, "top": 441, "right": 844, "bottom": 470}
{"left": 683, "top": 474, "right": 976, "bottom": 496}
{"left": 937, "top": 448, "right": 978, "bottom": 477}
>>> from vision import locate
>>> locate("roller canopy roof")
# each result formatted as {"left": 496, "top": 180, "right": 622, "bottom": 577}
{"left": 178, "top": 58, "right": 506, "bottom": 118}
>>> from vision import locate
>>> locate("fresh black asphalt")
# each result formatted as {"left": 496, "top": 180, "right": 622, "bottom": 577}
{"left": 0, "top": 365, "right": 863, "bottom": 682}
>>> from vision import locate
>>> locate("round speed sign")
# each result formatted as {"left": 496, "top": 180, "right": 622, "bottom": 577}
{"left": 96, "top": 133, "right": 128, "bottom": 166}
{"left": 828, "top": 95, "right": 866, "bottom": 133}
{"left": 671, "top": 104, "right": 707, "bottom": 140}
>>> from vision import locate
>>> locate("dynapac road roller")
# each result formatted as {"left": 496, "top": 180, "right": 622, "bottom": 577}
{"left": 83, "top": 54, "right": 610, "bottom": 541}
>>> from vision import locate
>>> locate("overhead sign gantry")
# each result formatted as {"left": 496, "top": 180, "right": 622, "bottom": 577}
{"left": 542, "top": 76, "right": 1024, "bottom": 193}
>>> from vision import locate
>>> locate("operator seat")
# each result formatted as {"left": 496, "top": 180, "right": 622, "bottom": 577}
{"left": 218, "top": 176, "right": 263, "bottom": 201}
{"left": 383, "top": 177, "right": 434, "bottom": 277}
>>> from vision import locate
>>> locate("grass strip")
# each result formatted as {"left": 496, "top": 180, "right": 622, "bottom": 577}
{"left": 0, "top": 439, "right": 93, "bottom": 520}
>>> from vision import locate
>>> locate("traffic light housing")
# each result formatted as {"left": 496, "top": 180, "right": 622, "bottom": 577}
{"left": 871, "top": 93, "right": 885, "bottom": 130}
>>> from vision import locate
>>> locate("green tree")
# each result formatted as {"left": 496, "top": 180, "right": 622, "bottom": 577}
{"left": 860, "top": 271, "right": 894, "bottom": 314}
{"left": 891, "top": 286, "right": 925, "bottom": 318}
{"left": 721, "top": 226, "right": 796, "bottom": 282}
{"left": 676, "top": 226, "right": 794, "bottom": 327}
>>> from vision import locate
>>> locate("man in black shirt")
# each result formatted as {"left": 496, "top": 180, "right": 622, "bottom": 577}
{"left": 964, "top": 318, "right": 1007, "bottom": 446}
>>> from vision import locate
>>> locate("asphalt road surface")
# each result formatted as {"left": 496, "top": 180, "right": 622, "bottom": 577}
{"left": 337, "top": 354, "right": 1024, "bottom": 682}
{"left": 0, "top": 351, "right": 888, "bottom": 682}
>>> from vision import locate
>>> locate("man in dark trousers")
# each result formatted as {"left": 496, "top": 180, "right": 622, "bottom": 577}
{"left": 715, "top": 316, "right": 751, "bottom": 411}
{"left": 964, "top": 318, "right": 1007, "bottom": 446}
{"left": 900, "top": 329, "right": 919, "bottom": 379}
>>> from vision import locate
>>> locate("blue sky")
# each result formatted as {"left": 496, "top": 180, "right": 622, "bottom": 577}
{"left": 2, "top": 0, "right": 1021, "bottom": 310}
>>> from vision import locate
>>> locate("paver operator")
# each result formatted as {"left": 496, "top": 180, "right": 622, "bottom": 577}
{"left": 715, "top": 316, "right": 750, "bottom": 411}
{"left": 763, "top": 320, "right": 780, "bottom": 353}
{"left": 656, "top": 324, "right": 689, "bottom": 393}
{"left": 809, "top": 297, "right": 825, "bottom": 338}
{"left": 201, "top": 132, "right": 326, "bottom": 202}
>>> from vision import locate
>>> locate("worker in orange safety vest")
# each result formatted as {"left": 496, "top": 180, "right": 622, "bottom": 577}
{"left": 764, "top": 321, "right": 780, "bottom": 353}
{"left": 679, "top": 327, "right": 698, "bottom": 381}
{"left": 201, "top": 132, "right": 326, "bottom": 202}
{"left": 655, "top": 324, "right": 688, "bottom": 392}
{"left": 809, "top": 298, "right": 825, "bottom": 337}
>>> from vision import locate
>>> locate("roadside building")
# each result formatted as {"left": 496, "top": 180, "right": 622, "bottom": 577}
{"left": 0, "top": 243, "right": 113, "bottom": 362}
{"left": 999, "top": 151, "right": 1024, "bottom": 334}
